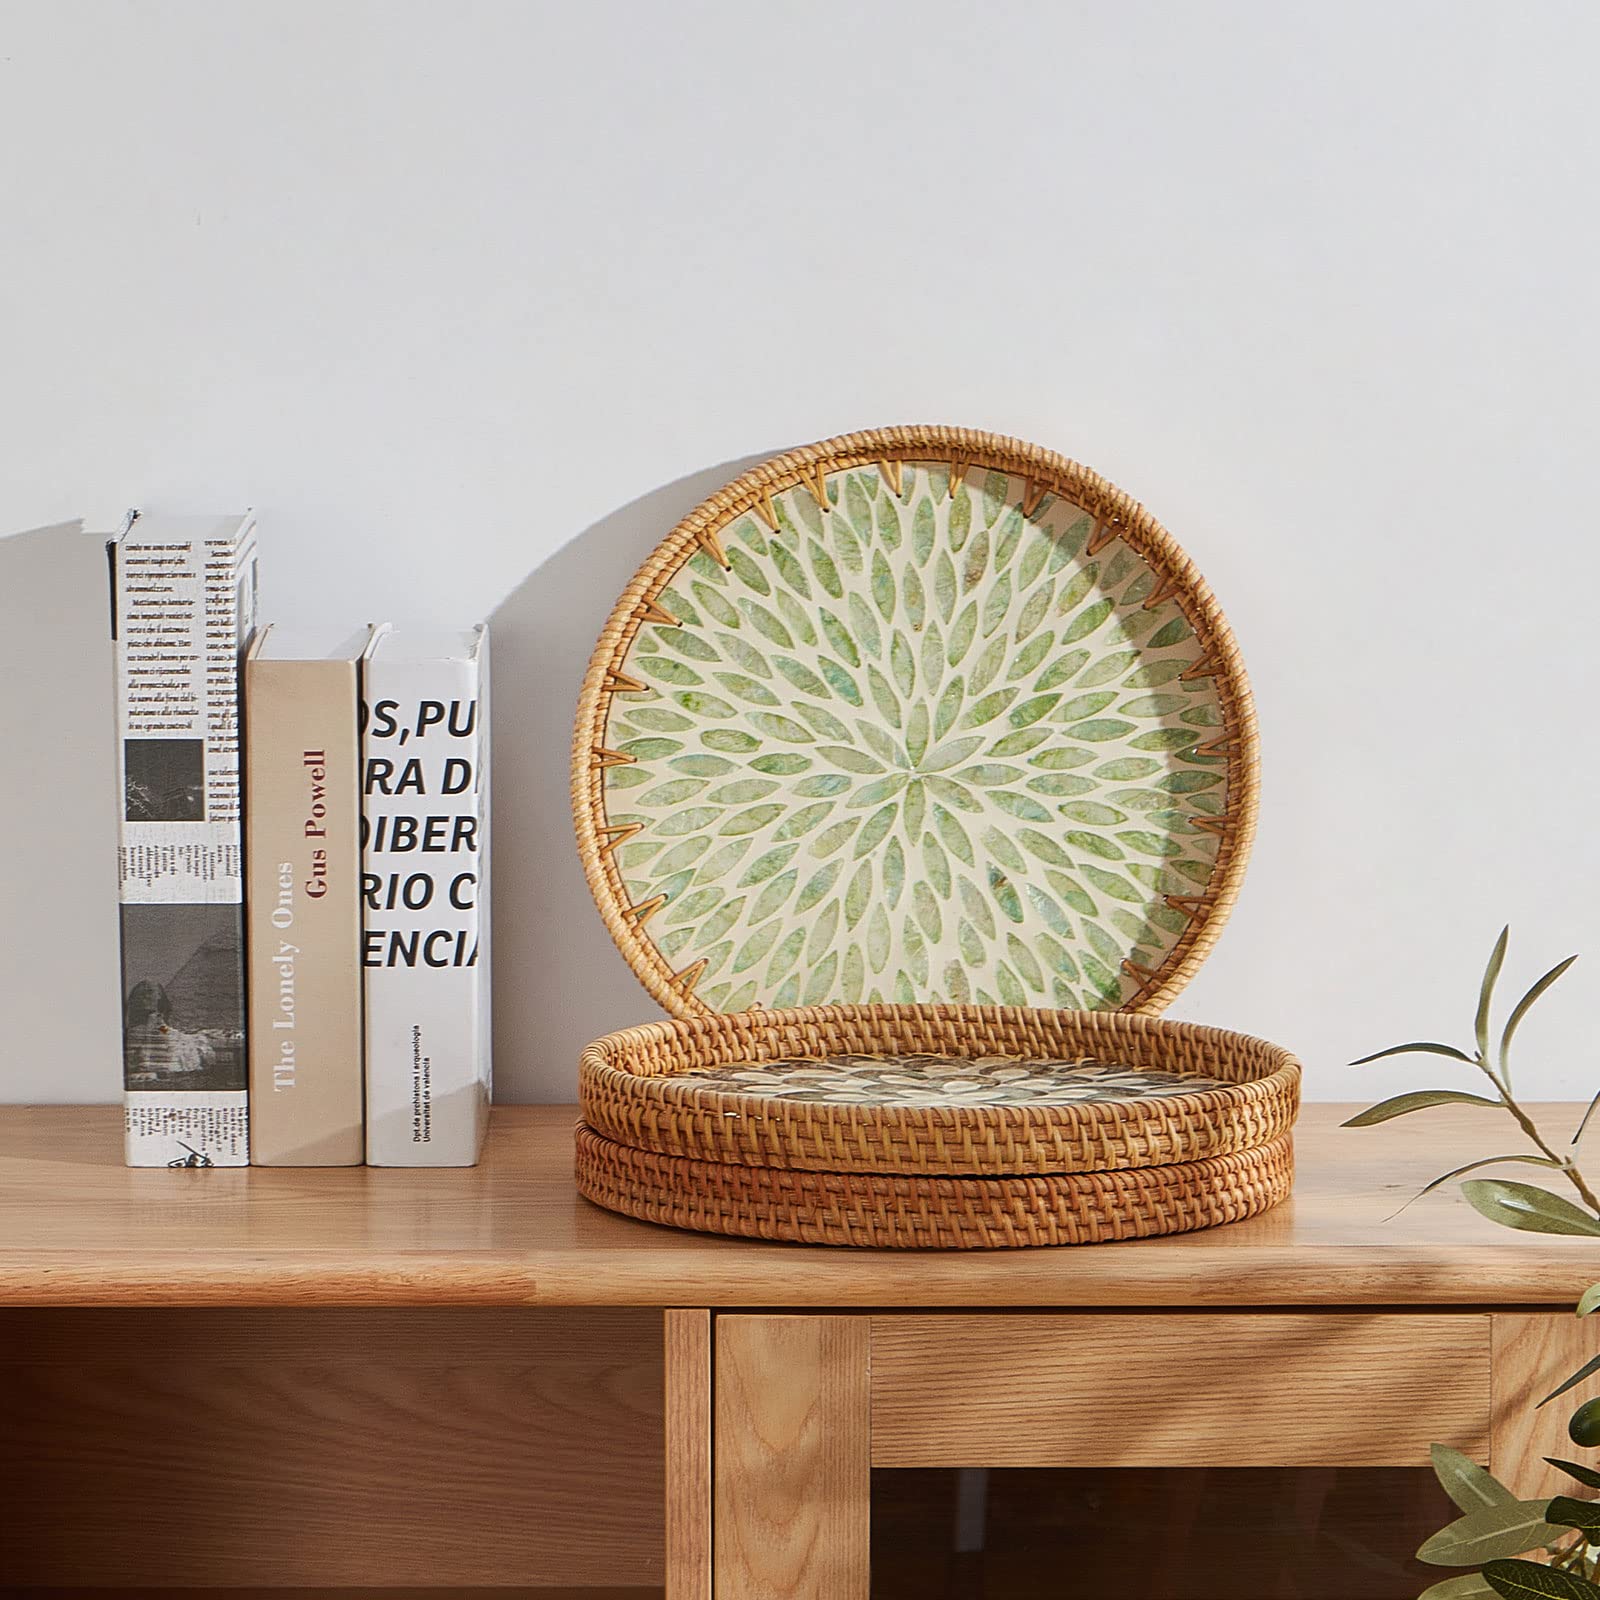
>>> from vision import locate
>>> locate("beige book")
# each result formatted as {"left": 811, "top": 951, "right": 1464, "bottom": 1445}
{"left": 244, "top": 623, "right": 371, "bottom": 1165}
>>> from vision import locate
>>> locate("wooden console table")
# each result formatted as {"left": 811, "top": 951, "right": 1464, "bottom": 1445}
{"left": 2, "top": 1104, "right": 1596, "bottom": 1597}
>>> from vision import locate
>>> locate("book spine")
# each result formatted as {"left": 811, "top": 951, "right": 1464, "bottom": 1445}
{"left": 360, "top": 644, "right": 491, "bottom": 1165}
{"left": 245, "top": 652, "right": 365, "bottom": 1164}
{"left": 112, "top": 523, "right": 257, "bottom": 1167}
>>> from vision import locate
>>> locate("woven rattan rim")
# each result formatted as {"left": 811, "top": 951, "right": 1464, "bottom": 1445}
{"left": 572, "top": 425, "right": 1260, "bottom": 1019}
{"left": 574, "top": 1122, "right": 1294, "bottom": 1249}
{"left": 578, "top": 1003, "right": 1300, "bottom": 1176}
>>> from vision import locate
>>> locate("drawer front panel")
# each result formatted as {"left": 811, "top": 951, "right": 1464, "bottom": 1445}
{"left": 869, "top": 1312, "right": 1491, "bottom": 1467}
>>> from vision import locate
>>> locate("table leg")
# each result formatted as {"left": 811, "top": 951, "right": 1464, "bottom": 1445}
{"left": 666, "top": 1308, "right": 713, "bottom": 1600}
{"left": 713, "top": 1314, "right": 870, "bottom": 1600}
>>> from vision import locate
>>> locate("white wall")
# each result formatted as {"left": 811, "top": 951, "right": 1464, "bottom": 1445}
{"left": 4, "top": 0, "right": 1597, "bottom": 1106}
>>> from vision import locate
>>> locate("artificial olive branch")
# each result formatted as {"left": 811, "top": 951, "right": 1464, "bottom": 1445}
{"left": 1349, "top": 928, "right": 1600, "bottom": 1600}
{"left": 1347, "top": 927, "right": 1600, "bottom": 1228}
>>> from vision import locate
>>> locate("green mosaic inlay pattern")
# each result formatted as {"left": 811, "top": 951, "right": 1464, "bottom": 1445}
{"left": 604, "top": 462, "right": 1227, "bottom": 1013}
{"left": 674, "top": 1053, "right": 1229, "bottom": 1107}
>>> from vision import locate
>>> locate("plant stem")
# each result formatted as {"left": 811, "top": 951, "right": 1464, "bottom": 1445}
{"left": 1556, "top": 1535, "right": 1591, "bottom": 1571}
{"left": 1481, "top": 1053, "right": 1600, "bottom": 1216}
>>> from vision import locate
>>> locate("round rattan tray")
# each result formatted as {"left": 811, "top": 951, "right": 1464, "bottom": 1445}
{"left": 574, "top": 1122, "right": 1294, "bottom": 1249}
{"left": 578, "top": 1004, "right": 1300, "bottom": 1177}
{"left": 573, "top": 426, "right": 1258, "bottom": 1022}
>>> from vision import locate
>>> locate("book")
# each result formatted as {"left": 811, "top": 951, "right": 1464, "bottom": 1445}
{"left": 244, "top": 623, "right": 372, "bottom": 1165}
{"left": 361, "top": 624, "right": 491, "bottom": 1165}
{"left": 1, "top": 521, "right": 117, "bottom": 1109}
{"left": 110, "top": 512, "right": 257, "bottom": 1167}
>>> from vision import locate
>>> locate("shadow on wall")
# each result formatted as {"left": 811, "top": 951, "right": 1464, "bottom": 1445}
{"left": 0, "top": 523, "right": 121, "bottom": 1103}
{"left": 488, "top": 454, "right": 768, "bottom": 1102}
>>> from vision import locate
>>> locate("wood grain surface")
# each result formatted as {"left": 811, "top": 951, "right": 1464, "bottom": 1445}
{"left": 0, "top": 1307, "right": 664, "bottom": 1589}
{"left": 2, "top": 1105, "right": 1599, "bottom": 1307}
{"left": 1492, "top": 1311, "right": 1600, "bottom": 1500}
{"left": 714, "top": 1316, "right": 869, "bottom": 1600}
{"left": 665, "top": 1308, "right": 711, "bottom": 1600}
{"left": 0, "top": 1592, "right": 660, "bottom": 1599}
{"left": 869, "top": 1312, "right": 1493, "bottom": 1467}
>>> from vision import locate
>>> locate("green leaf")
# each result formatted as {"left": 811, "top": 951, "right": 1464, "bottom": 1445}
{"left": 1577, "top": 1285, "right": 1600, "bottom": 1318}
{"left": 1500, "top": 955, "right": 1578, "bottom": 1078}
{"left": 1419, "top": 1576, "right": 1499, "bottom": 1600}
{"left": 1413, "top": 1155, "right": 1563, "bottom": 1201}
{"left": 1548, "top": 1496, "right": 1600, "bottom": 1540}
{"left": 1418, "top": 1501, "right": 1562, "bottom": 1567}
{"left": 1342, "top": 1090, "right": 1502, "bottom": 1127}
{"left": 1477, "top": 925, "right": 1511, "bottom": 1065}
{"left": 1460, "top": 1181, "right": 1600, "bottom": 1237}
{"left": 1433, "top": 1445, "right": 1520, "bottom": 1514}
{"left": 1482, "top": 1559, "right": 1600, "bottom": 1600}
{"left": 1350, "top": 1041, "right": 1475, "bottom": 1065}
{"left": 1574, "top": 1092, "right": 1600, "bottom": 1149}
{"left": 1545, "top": 1459, "right": 1600, "bottom": 1491}
{"left": 1539, "top": 1356, "right": 1600, "bottom": 1409}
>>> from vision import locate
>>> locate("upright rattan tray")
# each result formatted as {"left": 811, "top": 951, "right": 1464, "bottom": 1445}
{"left": 572, "top": 426, "right": 1259, "bottom": 1022}
{"left": 573, "top": 1004, "right": 1300, "bottom": 1248}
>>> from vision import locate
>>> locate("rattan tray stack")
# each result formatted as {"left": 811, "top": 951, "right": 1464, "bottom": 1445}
{"left": 569, "top": 426, "right": 1301, "bottom": 1248}
{"left": 575, "top": 1004, "right": 1300, "bottom": 1248}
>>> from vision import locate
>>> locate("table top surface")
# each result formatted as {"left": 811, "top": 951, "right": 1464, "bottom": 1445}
{"left": 2, "top": 1104, "right": 1597, "bottom": 1308}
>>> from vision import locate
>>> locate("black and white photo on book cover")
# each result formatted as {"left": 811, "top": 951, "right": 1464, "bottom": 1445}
{"left": 122, "top": 737, "right": 207, "bottom": 821}
{"left": 123, "top": 732, "right": 208, "bottom": 819}
{"left": 120, "top": 903, "right": 245, "bottom": 1093}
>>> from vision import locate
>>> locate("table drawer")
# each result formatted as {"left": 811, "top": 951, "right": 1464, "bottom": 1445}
{"left": 869, "top": 1312, "right": 1491, "bottom": 1467}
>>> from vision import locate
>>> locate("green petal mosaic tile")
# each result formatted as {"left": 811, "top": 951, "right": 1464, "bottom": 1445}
{"left": 672, "top": 1053, "right": 1231, "bottom": 1107}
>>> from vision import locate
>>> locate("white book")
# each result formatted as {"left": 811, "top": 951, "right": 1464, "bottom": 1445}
{"left": 110, "top": 511, "right": 258, "bottom": 1167}
{"left": 361, "top": 623, "right": 491, "bottom": 1165}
